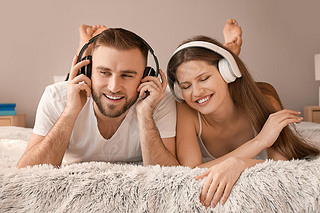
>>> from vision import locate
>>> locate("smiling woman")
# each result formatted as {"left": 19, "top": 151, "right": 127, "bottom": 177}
{"left": 166, "top": 30, "right": 320, "bottom": 207}
{"left": 175, "top": 60, "right": 230, "bottom": 115}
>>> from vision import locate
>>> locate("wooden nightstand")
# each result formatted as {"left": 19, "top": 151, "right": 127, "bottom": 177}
{"left": 304, "top": 106, "right": 320, "bottom": 123}
{"left": 0, "top": 114, "right": 26, "bottom": 127}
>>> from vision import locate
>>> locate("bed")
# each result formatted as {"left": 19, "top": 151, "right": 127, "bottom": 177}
{"left": 0, "top": 122, "right": 319, "bottom": 212}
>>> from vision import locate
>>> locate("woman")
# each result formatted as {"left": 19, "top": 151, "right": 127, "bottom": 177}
{"left": 166, "top": 20, "right": 320, "bottom": 208}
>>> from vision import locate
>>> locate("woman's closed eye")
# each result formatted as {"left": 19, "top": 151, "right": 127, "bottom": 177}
{"left": 180, "top": 84, "right": 191, "bottom": 90}
{"left": 200, "top": 76, "right": 210, "bottom": 82}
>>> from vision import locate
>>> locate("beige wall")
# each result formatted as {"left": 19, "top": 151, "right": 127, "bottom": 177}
{"left": 1, "top": 0, "right": 320, "bottom": 128}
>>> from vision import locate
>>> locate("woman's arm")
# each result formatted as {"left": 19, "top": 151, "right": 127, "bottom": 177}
{"left": 197, "top": 109, "right": 300, "bottom": 168}
{"left": 195, "top": 109, "right": 301, "bottom": 207}
{"left": 177, "top": 100, "right": 298, "bottom": 169}
{"left": 176, "top": 102, "right": 203, "bottom": 167}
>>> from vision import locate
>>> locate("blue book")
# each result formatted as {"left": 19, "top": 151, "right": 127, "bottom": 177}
{"left": 0, "top": 110, "right": 16, "bottom": 116}
{"left": 0, "top": 103, "right": 16, "bottom": 110}
{"left": 0, "top": 107, "right": 17, "bottom": 111}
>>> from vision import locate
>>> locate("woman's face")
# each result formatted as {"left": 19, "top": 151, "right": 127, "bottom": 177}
{"left": 176, "top": 60, "right": 231, "bottom": 114}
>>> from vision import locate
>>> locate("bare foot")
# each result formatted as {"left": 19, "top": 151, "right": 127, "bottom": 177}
{"left": 223, "top": 19, "right": 242, "bottom": 55}
{"left": 78, "top": 24, "right": 107, "bottom": 55}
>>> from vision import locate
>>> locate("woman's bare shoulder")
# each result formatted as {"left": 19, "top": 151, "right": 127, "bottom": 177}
{"left": 176, "top": 102, "right": 200, "bottom": 131}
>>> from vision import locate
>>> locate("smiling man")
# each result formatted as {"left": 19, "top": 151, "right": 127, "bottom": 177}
{"left": 17, "top": 26, "right": 178, "bottom": 168}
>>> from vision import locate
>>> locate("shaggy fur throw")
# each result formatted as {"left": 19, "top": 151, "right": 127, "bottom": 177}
{"left": 0, "top": 126, "right": 319, "bottom": 212}
{"left": 0, "top": 159, "right": 319, "bottom": 212}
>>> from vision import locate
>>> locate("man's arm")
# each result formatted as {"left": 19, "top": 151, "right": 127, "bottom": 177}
{"left": 137, "top": 114, "right": 178, "bottom": 166}
{"left": 136, "top": 69, "right": 179, "bottom": 166}
{"left": 17, "top": 56, "right": 92, "bottom": 168}
{"left": 17, "top": 110, "right": 78, "bottom": 168}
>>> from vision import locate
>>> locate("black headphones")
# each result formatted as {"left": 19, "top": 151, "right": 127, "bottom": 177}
{"left": 75, "top": 33, "right": 159, "bottom": 79}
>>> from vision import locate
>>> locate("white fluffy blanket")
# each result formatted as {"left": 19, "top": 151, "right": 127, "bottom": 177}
{"left": 0, "top": 124, "right": 320, "bottom": 213}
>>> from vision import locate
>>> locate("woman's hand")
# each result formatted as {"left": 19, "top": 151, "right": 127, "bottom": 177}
{"left": 195, "top": 157, "right": 246, "bottom": 208}
{"left": 255, "top": 109, "right": 303, "bottom": 148}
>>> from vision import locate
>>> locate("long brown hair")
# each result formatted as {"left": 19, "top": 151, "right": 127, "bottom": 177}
{"left": 167, "top": 36, "right": 320, "bottom": 159}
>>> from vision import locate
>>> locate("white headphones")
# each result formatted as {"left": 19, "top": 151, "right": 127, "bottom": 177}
{"left": 170, "top": 41, "right": 242, "bottom": 102}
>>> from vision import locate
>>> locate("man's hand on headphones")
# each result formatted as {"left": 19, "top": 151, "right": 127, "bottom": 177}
{"left": 65, "top": 55, "right": 92, "bottom": 115}
{"left": 136, "top": 69, "right": 167, "bottom": 116}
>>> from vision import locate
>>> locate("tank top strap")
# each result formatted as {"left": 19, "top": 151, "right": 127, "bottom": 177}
{"left": 197, "top": 111, "right": 202, "bottom": 136}
{"left": 251, "top": 124, "right": 257, "bottom": 137}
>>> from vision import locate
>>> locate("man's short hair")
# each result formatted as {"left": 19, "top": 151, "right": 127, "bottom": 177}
{"left": 93, "top": 28, "right": 149, "bottom": 63}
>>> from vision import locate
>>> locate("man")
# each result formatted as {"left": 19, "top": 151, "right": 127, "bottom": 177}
{"left": 17, "top": 25, "right": 179, "bottom": 168}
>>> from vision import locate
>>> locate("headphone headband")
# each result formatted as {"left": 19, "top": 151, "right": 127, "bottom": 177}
{"left": 77, "top": 34, "right": 101, "bottom": 63}
{"left": 172, "top": 41, "right": 241, "bottom": 78}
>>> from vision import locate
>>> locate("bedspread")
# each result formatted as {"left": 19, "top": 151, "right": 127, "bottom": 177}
{"left": 0, "top": 123, "right": 319, "bottom": 213}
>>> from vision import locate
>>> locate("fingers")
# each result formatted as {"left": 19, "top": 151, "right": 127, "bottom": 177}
{"left": 68, "top": 55, "right": 79, "bottom": 80}
{"left": 258, "top": 109, "right": 303, "bottom": 146}
{"left": 67, "top": 74, "right": 92, "bottom": 98}
{"left": 140, "top": 77, "right": 162, "bottom": 91}
{"left": 269, "top": 109, "right": 302, "bottom": 125}
{"left": 279, "top": 117, "right": 303, "bottom": 127}
{"left": 197, "top": 168, "right": 225, "bottom": 208}
{"left": 158, "top": 69, "right": 168, "bottom": 92}
{"left": 70, "top": 74, "right": 91, "bottom": 88}
{"left": 200, "top": 175, "right": 227, "bottom": 208}
{"left": 269, "top": 109, "right": 301, "bottom": 121}
{"left": 210, "top": 183, "right": 226, "bottom": 207}
{"left": 138, "top": 69, "right": 167, "bottom": 94}
{"left": 69, "top": 56, "right": 91, "bottom": 81}
{"left": 195, "top": 169, "right": 210, "bottom": 180}
{"left": 199, "top": 173, "right": 214, "bottom": 205}
{"left": 273, "top": 109, "right": 301, "bottom": 116}
{"left": 202, "top": 178, "right": 218, "bottom": 207}
{"left": 138, "top": 82, "right": 159, "bottom": 98}
{"left": 196, "top": 158, "right": 243, "bottom": 208}
{"left": 220, "top": 182, "right": 233, "bottom": 205}
{"left": 75, "top": 79, "right": 91, "bottom": 97}
{"left": 71, "top": 54, "right": 78, "bottom": 68}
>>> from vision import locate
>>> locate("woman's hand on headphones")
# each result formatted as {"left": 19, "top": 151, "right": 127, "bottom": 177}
{"left": 136, "top": 69, "right": 167, "bottom": 116}
{"left": 65, "top": 55, "right": 92, "bottom": 115}
{"left": 255, "top": 109, "right": 303, "bottom": 148}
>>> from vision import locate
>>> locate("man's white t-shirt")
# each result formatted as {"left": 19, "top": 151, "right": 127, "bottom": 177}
{"left": 33, "top": 82, "right": 176, "bottom": 164}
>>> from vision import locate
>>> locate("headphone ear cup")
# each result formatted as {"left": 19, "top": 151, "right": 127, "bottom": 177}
{"left": 218, "top": 58, "right": 236, "bottom": 83}
{"left": 173, "top": 81, "right": 184, "bottom": 102}
{"left": 79, "top": 55, "right": 92, "bottom": 79}
{"left": 143, "top": 66, "right": 157, "bottom": 78}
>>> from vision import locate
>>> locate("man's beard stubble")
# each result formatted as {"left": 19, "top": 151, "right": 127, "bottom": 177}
{"left": 92, "top": 88, "right": 138, "bottom": 118}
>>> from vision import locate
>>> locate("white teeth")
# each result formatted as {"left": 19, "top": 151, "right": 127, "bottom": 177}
{"left": 197, "top": 96, "right": 210, "bottom": 104}
{"left": 106, "top": 95, "right": 122, "bottom": 100}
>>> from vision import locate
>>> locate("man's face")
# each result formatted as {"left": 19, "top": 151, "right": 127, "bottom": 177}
{"left": 91, "top": 46, "right": 146, "bottom": 118}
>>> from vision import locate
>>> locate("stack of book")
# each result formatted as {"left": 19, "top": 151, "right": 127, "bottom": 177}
{"left": 0, "top": 103, "right": 16, "bottom": 116}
